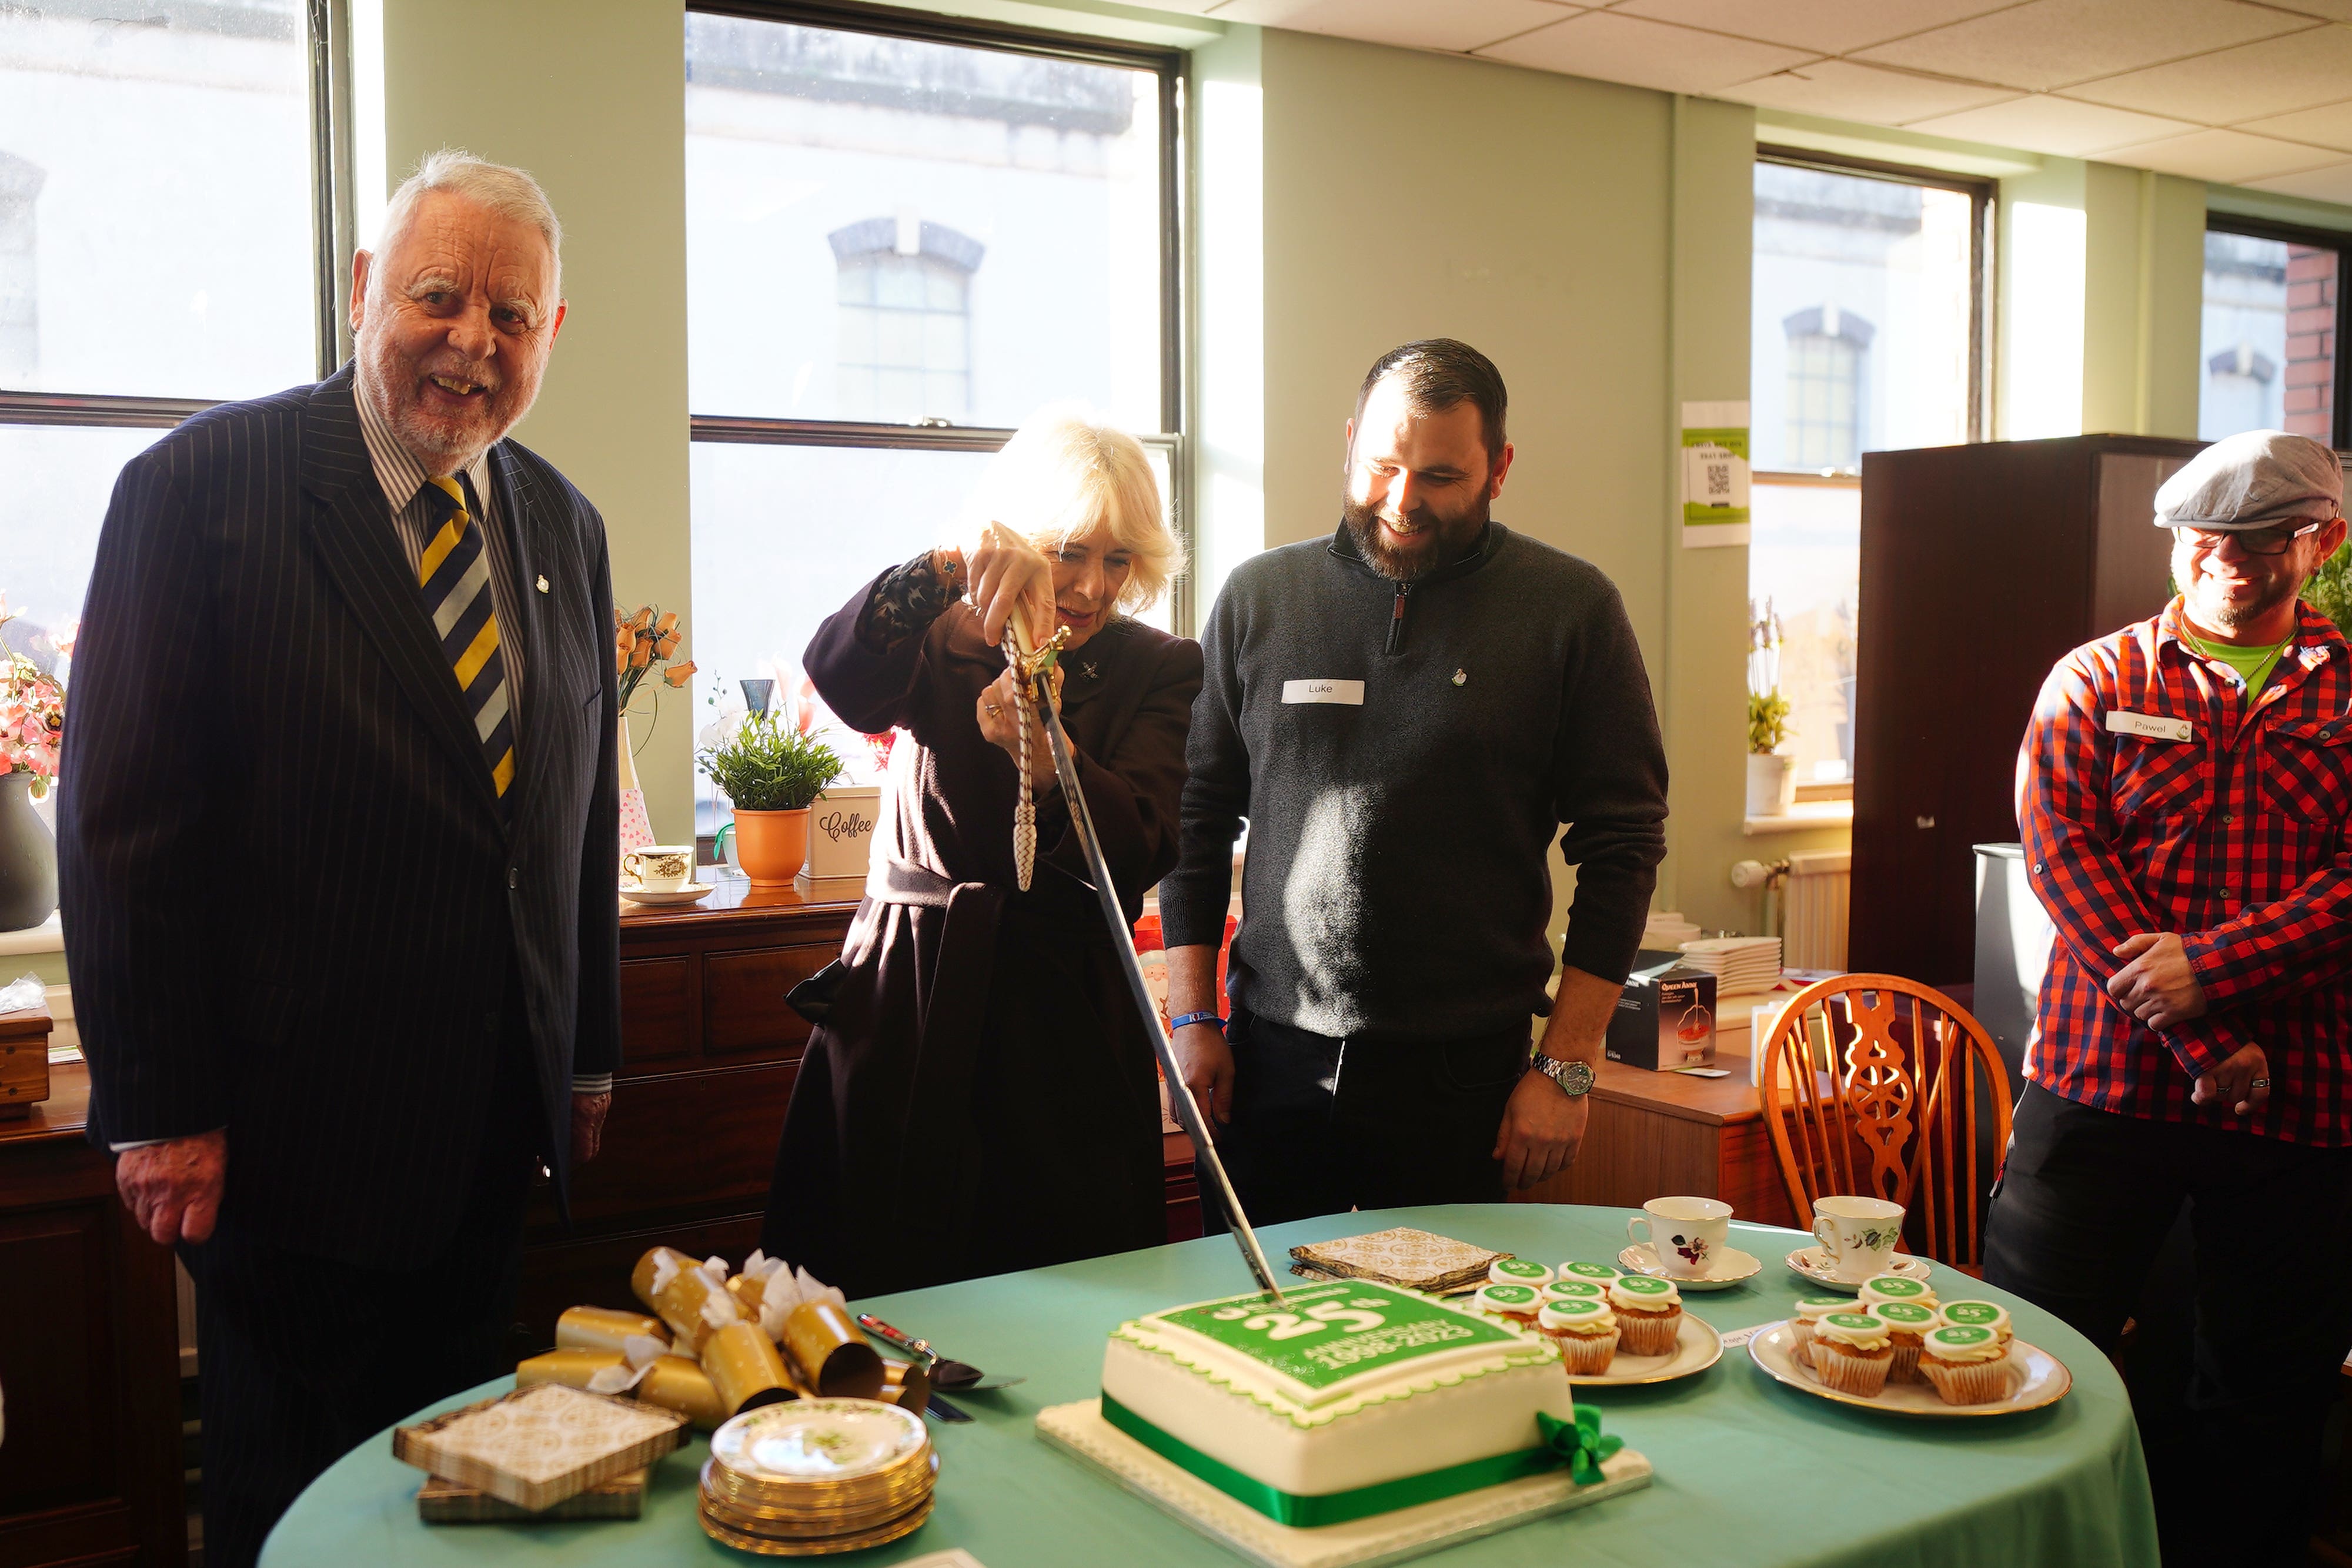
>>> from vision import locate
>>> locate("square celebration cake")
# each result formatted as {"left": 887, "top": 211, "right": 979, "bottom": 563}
{"left": 1098, "top": 1281, "right": 1575, "bottom": 1526}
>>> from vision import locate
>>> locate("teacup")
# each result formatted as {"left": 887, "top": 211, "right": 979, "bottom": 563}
{"left": 1626, "top": 1195, "right": 1732, "bottom": 1278}
{"left": 1810, "top": 1195, "right": 1905, "bottom": 1282}
{"left": 622, "top": 845, "right": 697, "bottom": 892}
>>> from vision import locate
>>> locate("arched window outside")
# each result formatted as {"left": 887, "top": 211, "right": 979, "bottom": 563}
{"left": 830, "top": 215, "right": 984, "bottom": 423}
{"left": 1783, "top": 304, "right": 1874, "bottom": 472}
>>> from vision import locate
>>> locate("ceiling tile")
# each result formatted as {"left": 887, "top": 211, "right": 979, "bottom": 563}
{"left": 1475, "top": 11, "right": 1819, "bottom": 94}
{"left": 2095, "top": 128, "right": 2343, "bottom": 182}
{"left": 1607, "top": 0, "right": 2014, "bottom": 54}
{"left": 1903, "top": 93, "right": 2201, "bottom": 153}
{"left": 2064, "top": 24, "right": 2352, "bottom": 122}
{"left": 1852, "top": 0, "right": 2313, "bottom": 92}
{"left": 2236, "top": 98, "right": 2352, "bottom": 152}
{"left": 2244, "top": 159, "right": 2352, "bottom": 201}
{"left": 1210, "top": 0, "right": 1581, "bottom": 52}
{"left": 1721, "top": 59, "right": 2023, "bottom": 123}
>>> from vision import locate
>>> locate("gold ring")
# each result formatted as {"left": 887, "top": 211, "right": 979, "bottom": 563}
{"left": 985, "top": 702, "right": 1002, "bottom": 716}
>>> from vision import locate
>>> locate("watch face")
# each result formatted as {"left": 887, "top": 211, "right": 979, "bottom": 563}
{"left": 1558, "top": 1059, "right": 1594, "bottom": 1095}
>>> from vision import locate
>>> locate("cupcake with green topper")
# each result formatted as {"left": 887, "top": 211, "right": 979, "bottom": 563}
{"left": 1472, "top": 1282, "right": 1544, "bottom": 1323}
{"left": 1536, "top": 1297, "right": 1621, "bottom": 1375}
{"left": 1605, "top": 1275, "right": 1683, "bottom": 1355}
{"left": 1544, "top": 1279, "right": 1606, "bottom": 1302}
{"left": 1917, "top": 1323, "right": 2015, "bottom": 1405}
{"left": 1790, "top": 1295, "right": 1855, "bottom": 1365}
{"left": 1810, "top": 1311, "right": 1894, "bottom": 1397}
{"left": 1488, "top": 1258, "right": 1555, "bottom": 1288}
{"left": 1866, "top": 1300, "right": 1938, "bottom": 1382}
{"left": 1857, "top": 1275, "right": 1937, "bottom": 1311}
{"left": 1558, "top": 1261, "right": 1622, "bottom": 1283}
{"left": 1937, "top": 1300, "right": 2012, "bottom": 1343}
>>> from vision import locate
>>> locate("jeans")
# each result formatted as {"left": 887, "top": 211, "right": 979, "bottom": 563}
{"left": 1201, "top": 1007, "right": 1528, "bottom": 1233}
{"left": 1983, "top": 1083, "right": 2352, "bottom": 1566}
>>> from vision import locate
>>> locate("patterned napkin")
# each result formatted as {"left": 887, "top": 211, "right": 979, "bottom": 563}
{"left": 1287, "top": 1228, "right": 1508, "bottom": 1294}
{"left": 395, "top": 1384, "right": 687, "bottom": 1512}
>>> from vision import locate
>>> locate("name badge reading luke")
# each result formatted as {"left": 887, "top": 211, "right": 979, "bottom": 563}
{"left": 2106, "top": 710, "right": 2194, "bottom": 743}
{"left": 1282, "top": 679, "right": 1365, "bottom": 706}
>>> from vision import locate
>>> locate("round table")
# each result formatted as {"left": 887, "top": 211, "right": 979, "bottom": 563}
{"left": 261, "top": 1205, "right": 2157, "bottom": 1568}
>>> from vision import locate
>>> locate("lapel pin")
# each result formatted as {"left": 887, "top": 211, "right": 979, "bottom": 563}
{"left": 1081, "top": 660, "right": 1098, "bottom": 680}
{"left": 535, "top": 574, "right": 550, "bottom": 593}
{"left": 1452, "top": 668, "right": 1467, "bottom": 686}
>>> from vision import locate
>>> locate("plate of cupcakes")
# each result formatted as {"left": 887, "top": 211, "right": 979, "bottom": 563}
{"left": 1471, "top": 1261, "right": 1721, "bottom": 1386}
{"left": 1746, "top": 1279, "right": 2070, "bottom": 1417}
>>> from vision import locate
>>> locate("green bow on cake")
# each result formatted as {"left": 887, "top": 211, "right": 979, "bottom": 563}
{"left": 1537, "top": 1407, "right": 1624, "bottom": 1486}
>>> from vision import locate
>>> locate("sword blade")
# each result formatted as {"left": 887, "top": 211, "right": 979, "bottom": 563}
{"left": 1024, "top": 667, "right": 1285, "bottom": 1303}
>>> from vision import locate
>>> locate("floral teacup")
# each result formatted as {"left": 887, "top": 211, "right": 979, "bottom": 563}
{"left": 1810, "top": 1195, "right": 1905, "bottom": 1283}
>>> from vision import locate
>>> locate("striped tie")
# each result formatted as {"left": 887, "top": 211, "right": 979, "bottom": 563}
{"left": 416, "top": 475, "right": 516, "bottom": 803}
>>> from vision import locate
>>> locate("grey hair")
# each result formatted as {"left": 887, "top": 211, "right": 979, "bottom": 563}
{"left": 376, "top": 148, "right": 563, "bottom": 286}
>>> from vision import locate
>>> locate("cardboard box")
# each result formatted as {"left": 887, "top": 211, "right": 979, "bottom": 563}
{"left": 795, "top": 785, "right": 880, "bottom": 897}
{"left": 1603, "top": 950, "right": 1718, "bottom": 1072}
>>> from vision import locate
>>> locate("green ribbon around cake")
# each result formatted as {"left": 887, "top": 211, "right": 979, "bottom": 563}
{"left": 1099, "top": 1396, "right": 1623, "bottom": 1527}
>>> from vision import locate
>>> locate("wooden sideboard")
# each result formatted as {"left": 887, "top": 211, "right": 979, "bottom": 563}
{"left": 0, "top": 1021, "right": 188, "bottom": 1568}
{"left": 517, "top": 878, "right": 1202, "bottom": 1343}
{"left": 1514, "top": 1055, "right": 1803, "bottom": 1228}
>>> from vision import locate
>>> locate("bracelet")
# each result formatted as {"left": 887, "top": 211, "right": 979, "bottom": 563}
{"left": 1171, "top": 1011, "right": 1226, "bottom": 1033}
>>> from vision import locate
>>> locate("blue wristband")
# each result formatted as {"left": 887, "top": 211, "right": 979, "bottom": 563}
{"left": 1171, "top": 1011, "right": 1226, "bottom": 1033}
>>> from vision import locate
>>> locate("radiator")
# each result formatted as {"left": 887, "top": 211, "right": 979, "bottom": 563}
{"left": 1781, "top": 849, "right": 1850, "bottom": 971}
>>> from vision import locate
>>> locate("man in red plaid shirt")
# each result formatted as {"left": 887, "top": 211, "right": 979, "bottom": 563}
{"left": 1987, "top": 429, "right": 2351, "bottom": 1564}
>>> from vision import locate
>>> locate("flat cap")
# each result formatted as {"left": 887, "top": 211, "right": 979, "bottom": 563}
{"left": 2155, "top": 429, "right": 2343, "bottom": 530}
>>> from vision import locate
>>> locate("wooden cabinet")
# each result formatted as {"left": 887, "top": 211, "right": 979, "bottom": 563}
{"left": 1515, "top": 1058, "right": 1802, "bottom": 1229}
{"left": 1852, "top": 435, "right": 2205, "bottom": 985}
{"left": 0, "top": 1032, "right": 188, "bottom": 1568}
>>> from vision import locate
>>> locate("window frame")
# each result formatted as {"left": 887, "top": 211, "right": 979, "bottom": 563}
{"left": 0, "top": 0, "right": 358, "bottom": 432}
{"left": 1754, "top": 145, "right": 1996, "bottom": 461}
{"left": 2202, "top": 212, "right": 2352, "bottom": 452}
{"left": 684, "top": 0, "right": 1194, "bottom": 628}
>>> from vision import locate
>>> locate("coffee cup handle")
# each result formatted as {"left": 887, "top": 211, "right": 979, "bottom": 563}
{"left": 1627, "top": 1215, "right": 1651, "bottom": 1252}
{"left": 622, "top": 851, "right": 643, "bottom": 880}
{"left": 1812, "top": 1215, "right": 1838, "bottom": 1256}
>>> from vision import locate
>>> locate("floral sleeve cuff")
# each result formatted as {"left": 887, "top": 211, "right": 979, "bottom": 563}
{"left": 856, "top": 550, "right": 960, "bottom": 654}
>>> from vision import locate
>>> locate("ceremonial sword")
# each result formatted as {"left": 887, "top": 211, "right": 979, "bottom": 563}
{"left": 1007, "top": 611, "right": 1287, "bottom": 1304}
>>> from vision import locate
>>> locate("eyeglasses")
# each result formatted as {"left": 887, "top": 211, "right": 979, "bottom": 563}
{"left": 2172, "top": 520, "right": 2326, "bottom": 557}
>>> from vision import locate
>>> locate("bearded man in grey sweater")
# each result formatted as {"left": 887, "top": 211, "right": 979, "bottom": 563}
{"left": 1162, "top": 339, "right": 1669, "bottom": 1225}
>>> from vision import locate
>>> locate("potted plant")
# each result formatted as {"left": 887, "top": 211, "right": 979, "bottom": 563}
{"left": 1746, "top": 599, "right": 1796, "bottom": 817}
{"left": 698, "top": 711, "right": 845, "bottom": 887}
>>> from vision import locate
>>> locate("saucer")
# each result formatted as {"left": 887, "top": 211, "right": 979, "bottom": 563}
{"left": 1783, "top": 1246, "right": 1933, "bottom": 1293}
{"left": 620, "top": 882, "right": 717, "bottom": 907}
{"left": 1618, "top": 1243, "right": 1762, "bottom": 1290}
{"left": 1567, "top": 1312, "right": 1722, "bottom": 1386}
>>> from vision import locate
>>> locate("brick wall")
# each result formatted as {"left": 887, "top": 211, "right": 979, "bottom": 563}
{"left": 2284, "top": 243, "right": 2338, "bottom": 441}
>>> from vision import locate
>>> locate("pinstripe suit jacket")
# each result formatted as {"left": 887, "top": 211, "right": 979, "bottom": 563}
{"left": 59, "top": 365, "right": 622, "bottom": 1267}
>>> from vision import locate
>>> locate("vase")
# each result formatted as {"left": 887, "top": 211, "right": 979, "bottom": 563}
{"left": 1745, "top": 753, "right": 1797, "bottom": 817}
{"left": 617, "top": 710, "right": 654, "bottom": 868}
{"left": 731, "top": 807, "right": 810, "bottom": 888}
{"left": 0, "top": 772, "right": 58, "bottom": 932}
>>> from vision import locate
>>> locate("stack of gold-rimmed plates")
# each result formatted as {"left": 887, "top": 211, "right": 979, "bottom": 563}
{"left": 697, "top": 1398, "right": 938, "bottom": 1554}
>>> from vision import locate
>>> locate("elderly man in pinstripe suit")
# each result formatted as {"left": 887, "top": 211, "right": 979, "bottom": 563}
{"left": 60, "top": 151, "right": 620, "bottom": 1568}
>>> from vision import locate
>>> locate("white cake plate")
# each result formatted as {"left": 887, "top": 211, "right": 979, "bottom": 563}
{"left": 1036, "top": 1400, "right": 1651, "bottom": 1568}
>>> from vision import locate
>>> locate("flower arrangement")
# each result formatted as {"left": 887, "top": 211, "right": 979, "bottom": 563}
{"left": 699, "top": 711, "right": 845, "bottom": 814}
{"left": 0, "top": 603, "right": 65, "bottom": 796}
{"left": 1747, "top": 598, "right": 1793, "bottom": 757}
{"left": 616, "top": 606, "right": 696, "bottom": 710}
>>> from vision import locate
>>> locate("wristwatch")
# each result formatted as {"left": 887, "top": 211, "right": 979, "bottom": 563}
{"left": 1528, "top": 1050, "right": 1595, "bottom": 1098}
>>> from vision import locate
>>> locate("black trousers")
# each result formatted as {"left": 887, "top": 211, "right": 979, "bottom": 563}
{"left": 182, "top": 1025, "right": 543, "bottom": 1568}
{"left": 1983, "top": 1084, "right": 2352, "bottom": 1566}
{"left": 1202, "top": 1007, "right": 1527, "bottom": 1233}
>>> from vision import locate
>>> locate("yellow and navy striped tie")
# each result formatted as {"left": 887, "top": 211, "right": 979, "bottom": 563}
{"left": 416, "top": 475, "right": 516, "bottom": 802}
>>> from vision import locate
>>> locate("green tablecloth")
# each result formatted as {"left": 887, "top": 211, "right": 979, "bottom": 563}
{"left": 261, "top": 1205, "right": 2157, "bottom": 1568}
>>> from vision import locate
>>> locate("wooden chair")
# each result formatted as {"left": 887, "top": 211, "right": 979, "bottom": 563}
{"left": 1756, "top": 974, "right": 2013, "bottom": 1273}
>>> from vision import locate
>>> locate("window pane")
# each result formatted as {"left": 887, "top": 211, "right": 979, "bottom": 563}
{"left": 1749, "top": 480, "right": 1859, "bottom": 787}
{"left": 2200, "top": 230, "right": 2337, "bottom": 442}
{"left": 0, "top": 423, "right": 161, "bottom": 650}
{"left": 1750, "top": 163, "right": 1973, "bottom": 473}
{"left": 0, "top": 3, "right": 315, "bottom": 397}
{"left": 684, "top": 14, "right": 1164, "bottom": 430}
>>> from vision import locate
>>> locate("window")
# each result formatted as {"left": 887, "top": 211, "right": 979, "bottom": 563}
{"left": 0, "top": 0, "right": 343, "bottom": 677}
{"left": 1750, "top": 151, "right": 1990, "bottom": 793}
{"left": 685, "top": 6, "right": 1183, "bottom": 835}
{"left": 2200, "top": 220, "right": 2347, "bottom": 447}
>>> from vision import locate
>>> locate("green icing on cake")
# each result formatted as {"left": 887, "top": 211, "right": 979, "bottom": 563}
{"left": 1477, "top": 1284, "right": 1539, "bottom": 1306}
{"left": 1943, "top": 1302, "right": 2003, "bottom": 1325}
{"left": 1871, "top": 1302, "right": 1935, "bottom": 1326}
{"left": 1492, "top": 1259, "right": 1548, "bottom": 1279}
{"left": 1865, "top": 1277, "right": 1928, "bottom": 1299}
{"left": 1561, "top": 1262, "right": 1621, "bottom": 1280}
{"left": 1158, "top": 1283, "right": 1520, "bottom": 1394}
{"left": 1545, "top": 1281, "right": 1604, "bottom": 1299}
{"left": 1928, "top": 1325, "right": 1994, "bottom": 1348}
{"left": 1614, "top": 1274, "right": 1674, "bottom": 1296}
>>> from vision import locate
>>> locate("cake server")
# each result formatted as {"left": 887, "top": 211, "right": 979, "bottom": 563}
{"left": 1006, "top": 608, "right": 1287, "bottom": 1305}
{"left": 856, "top": 1313, "right": 1025, "bottom": 1392}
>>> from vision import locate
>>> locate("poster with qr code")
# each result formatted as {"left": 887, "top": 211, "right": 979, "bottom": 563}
{"left": 1679, "top": 400, "right": 1750, "bottom": 547}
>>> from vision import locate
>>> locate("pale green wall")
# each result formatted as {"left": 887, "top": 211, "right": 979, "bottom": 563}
{"left": 380, "top": 0, "right": 697, "bottom": 842}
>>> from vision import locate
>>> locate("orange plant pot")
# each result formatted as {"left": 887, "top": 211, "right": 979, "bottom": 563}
{"left": 730, "top": 807, "right": 810, "bottom": 888}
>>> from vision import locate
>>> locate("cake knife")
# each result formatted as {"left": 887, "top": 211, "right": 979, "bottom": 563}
{"left": 1007, "top": 608, "right": 1287, "bottom": 1305}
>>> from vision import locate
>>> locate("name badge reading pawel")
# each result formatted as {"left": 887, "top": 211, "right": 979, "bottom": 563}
{"left": 1282, "top": 679, "right": 1365, "bottom": 706}
{"left": 2106, "top": 710, "right": 2194, "bottom": 743}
